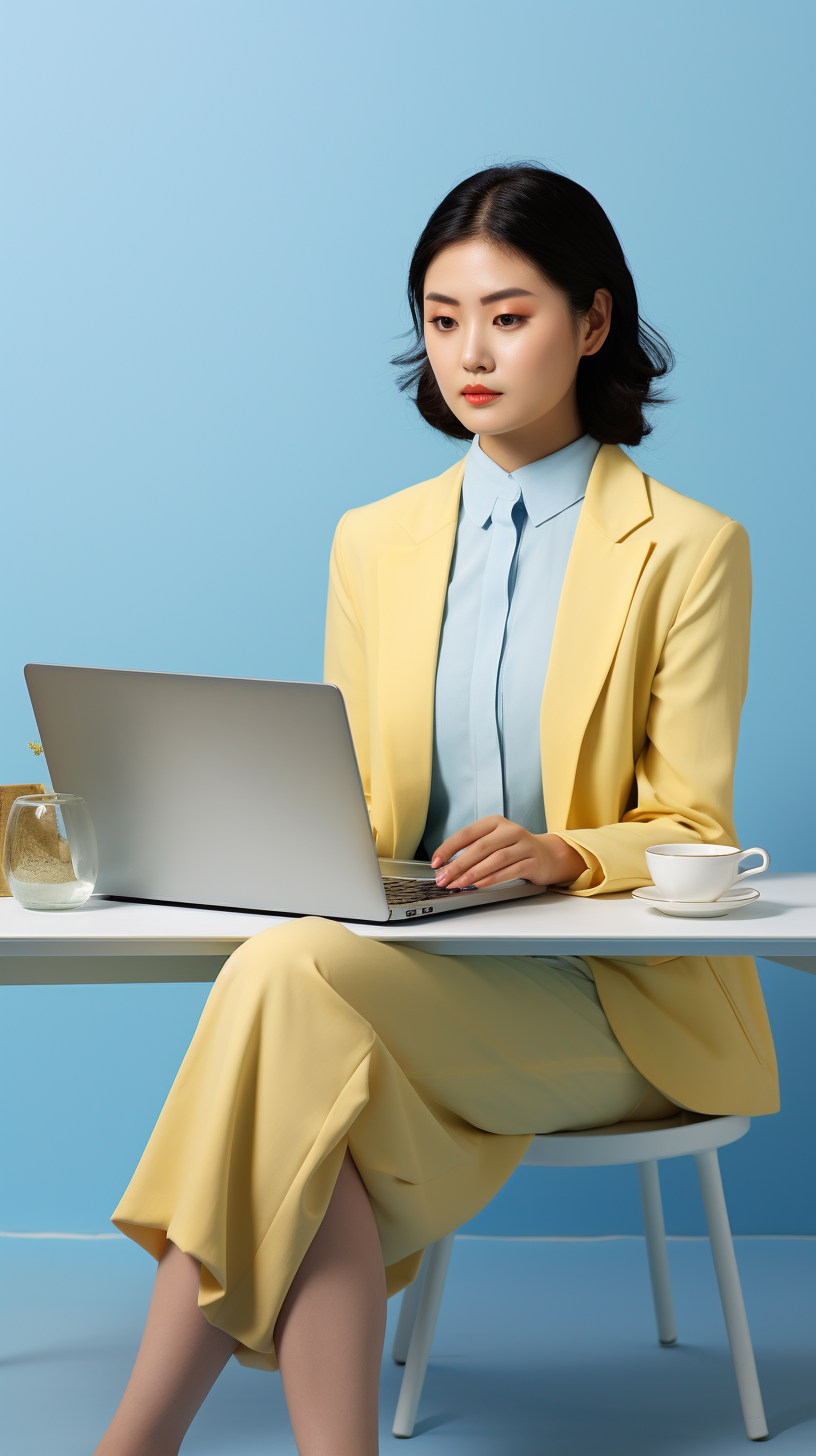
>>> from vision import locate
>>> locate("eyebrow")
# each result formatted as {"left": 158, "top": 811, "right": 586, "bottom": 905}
{"left": 425, "top": 288, "right": 536, "bottom": 306}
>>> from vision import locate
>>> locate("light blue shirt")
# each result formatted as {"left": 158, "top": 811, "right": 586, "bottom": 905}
{"left": 421, "top": 431, "right": 600, "bottom": 858}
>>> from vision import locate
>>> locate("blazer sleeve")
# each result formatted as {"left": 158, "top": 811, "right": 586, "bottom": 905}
{"left": 323, "top": 511, "right": 374, "bottom": 827}
{"left": 557, "top": 519, "right": 752, "bottom": 894}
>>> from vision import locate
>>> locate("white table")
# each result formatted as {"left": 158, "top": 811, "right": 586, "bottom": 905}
{"left": 2, "top": 872, "right": 815, "bottom": 983}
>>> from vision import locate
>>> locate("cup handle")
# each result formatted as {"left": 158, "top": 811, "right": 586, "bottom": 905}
{"left": 734, "top": 847, "right": 770, "bottom": 883}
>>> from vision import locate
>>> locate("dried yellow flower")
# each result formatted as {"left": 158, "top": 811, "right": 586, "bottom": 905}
{"left": 28, "top": 742, "right": 44, "bottom": 756}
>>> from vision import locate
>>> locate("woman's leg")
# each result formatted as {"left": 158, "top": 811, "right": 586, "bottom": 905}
{"left": 275, "top": 1149, "right": 387, "bottom": 1456}
{"left": 95, "top": 1151, "right": 386, "bottom": 1456}
{"left": 93, "top": 1238, "right": 236, "bottom": 1456}
{"left": 106, "top": 919, "right": 655, "bottom": 1450}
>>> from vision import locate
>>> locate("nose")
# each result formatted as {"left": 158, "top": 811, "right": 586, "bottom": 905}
{"left": 460, "top": 318, "right": 495, "bottom": 375}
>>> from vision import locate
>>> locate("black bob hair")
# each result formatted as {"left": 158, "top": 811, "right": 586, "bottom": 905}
{"left": 393, "top": 164, "right": 673, "bottom": 446}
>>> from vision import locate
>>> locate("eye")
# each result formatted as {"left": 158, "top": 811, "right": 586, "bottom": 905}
{"left": 430, "top": 315, "right": 457, "bottom": 331}
{"left": 495, "top": 313, "right": 524, "bottom": 327}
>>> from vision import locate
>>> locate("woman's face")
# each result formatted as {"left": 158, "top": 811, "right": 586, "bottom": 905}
{"left": 423, "top": 237, "right": 610, "bottom": 449}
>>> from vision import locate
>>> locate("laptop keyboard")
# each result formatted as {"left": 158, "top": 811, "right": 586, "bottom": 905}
{"left": 383, "top": 877, "right": 478, "bottom": 906}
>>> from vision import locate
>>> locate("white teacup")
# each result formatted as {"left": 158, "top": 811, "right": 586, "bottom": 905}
{"left": 645, "top": 843, "right": 770, "bottom": 903}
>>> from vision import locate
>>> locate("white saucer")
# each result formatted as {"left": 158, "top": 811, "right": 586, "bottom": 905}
{"left": 632, "top": 884, "right": 760, "bottom": 918}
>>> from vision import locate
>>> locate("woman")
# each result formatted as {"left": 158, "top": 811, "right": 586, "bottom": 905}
{"left": 96, "top": 165, "right": 777, "bottom": 1456}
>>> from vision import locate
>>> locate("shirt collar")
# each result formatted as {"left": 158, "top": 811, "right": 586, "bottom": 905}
{"left": 462, "top": 432, "right": 600, "bottom": 528}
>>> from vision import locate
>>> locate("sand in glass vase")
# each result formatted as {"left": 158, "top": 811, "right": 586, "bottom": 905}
{"left": 4, "top": 794, "right": 98, "bottom": 909}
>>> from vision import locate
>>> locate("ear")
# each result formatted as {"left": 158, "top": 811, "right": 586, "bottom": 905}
{"left": 580, "top": 288, "right": 613, "bottom": 358}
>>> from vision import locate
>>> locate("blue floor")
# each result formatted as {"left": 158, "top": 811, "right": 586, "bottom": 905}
{"left": 1, "top": 1234, "right": 814, "bottom": 1454}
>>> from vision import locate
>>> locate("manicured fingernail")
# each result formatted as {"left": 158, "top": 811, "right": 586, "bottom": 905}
{"left": 431, "top": 856, "right": 440, "bottom": 868}
{"left": 436, "top": 873, "right": 447, "bottom": 885}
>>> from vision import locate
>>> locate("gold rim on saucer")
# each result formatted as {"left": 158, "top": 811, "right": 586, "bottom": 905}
{"left": 632, "top": 885, "right": 760, "bottom": 919}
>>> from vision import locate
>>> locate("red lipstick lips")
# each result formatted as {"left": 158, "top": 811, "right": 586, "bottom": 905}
{"left": 461, "top": 387, "right": 502, "bottom": 405}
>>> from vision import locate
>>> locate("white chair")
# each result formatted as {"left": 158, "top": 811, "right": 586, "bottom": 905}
{"left": 391, "top": 1112, "right": 768, "bottom": 1442}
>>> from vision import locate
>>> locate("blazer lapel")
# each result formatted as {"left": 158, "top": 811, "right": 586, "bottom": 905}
{"left": 377, "top": 460, "right": 464, "bottom": 857}
{"left": 541, "top": 446, "right": 654, "bottom": 829}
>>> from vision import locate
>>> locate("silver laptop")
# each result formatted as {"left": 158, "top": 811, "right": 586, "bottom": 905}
{"left": 24, "top": 665, "right": 544, "bottom": 923}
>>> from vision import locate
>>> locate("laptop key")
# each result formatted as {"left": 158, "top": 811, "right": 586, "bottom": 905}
{"left": 383, "top": 877, "right": 478, "bottom": 905}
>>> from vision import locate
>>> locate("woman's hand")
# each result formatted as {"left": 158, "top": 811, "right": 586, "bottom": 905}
{"left": 431, "top": 817, "right": 587, "bottom": 890}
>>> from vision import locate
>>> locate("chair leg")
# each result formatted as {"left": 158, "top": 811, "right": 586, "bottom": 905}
{"left": 392, "top": 1232, "right": 455, "bottom": 1439}
{"left": 694, "top": 1148, "right": 768, "bottom": 1441}
{"left": 392, "top": 1247, "right": 429, "bottom": 1364}
{"left": 638, "top": 1160, "right": 678, "bottom": 1346}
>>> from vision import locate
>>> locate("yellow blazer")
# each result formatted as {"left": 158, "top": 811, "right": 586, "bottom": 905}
{"left": 324, "top": 444, "right": 778, "bottom": 1115}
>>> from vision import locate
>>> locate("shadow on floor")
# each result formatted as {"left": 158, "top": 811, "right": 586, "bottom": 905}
{"left": 1, "top": 1235, "right": 814, "bottom": 1454}
{"left": 379, "top": 1347, "right": 816, "bottom": 1455}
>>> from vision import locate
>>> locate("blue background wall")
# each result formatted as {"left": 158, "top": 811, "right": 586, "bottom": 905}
{"left": 2, "top": 1, "right": 814, "bottom": 1236}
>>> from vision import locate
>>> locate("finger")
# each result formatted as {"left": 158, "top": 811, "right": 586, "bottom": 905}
{"left": 434, "top": 826, "right": 516, "bottom": 884}
{"left": 445, "top": 844, "right": 527, "bottom": 889}
{"left": 432, "top": 820, "right": 499, "bottom": 870}
{"left": 432, "top": 817, "right": 504, "bottom": 869}
{"left": 469, "top": 860, "right": 541, "bottom": 889}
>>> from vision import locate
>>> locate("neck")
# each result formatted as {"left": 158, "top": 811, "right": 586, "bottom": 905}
{"left": 476, "top": 390, "right": 583, "bottom": 473}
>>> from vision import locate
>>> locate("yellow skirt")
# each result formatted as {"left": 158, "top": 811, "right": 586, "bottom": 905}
{"left": 112, "top": 917, "right": 667, "bottom": 1370}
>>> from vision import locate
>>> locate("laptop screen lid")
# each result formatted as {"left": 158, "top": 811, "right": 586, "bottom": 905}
{"left": 24, "top": 665, "right": 390, "bottom": 921}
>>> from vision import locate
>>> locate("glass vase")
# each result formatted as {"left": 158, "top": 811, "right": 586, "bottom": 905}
{"left": 3, "top": 793, "right": 98, "bottom": 910}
